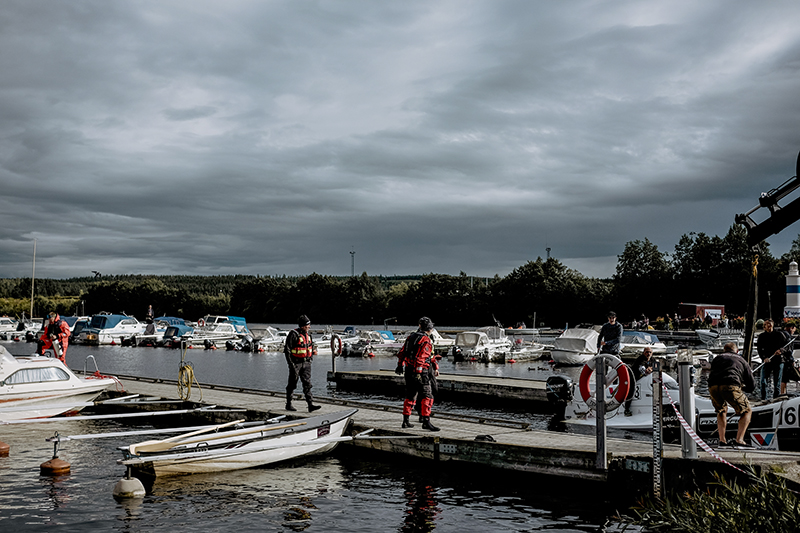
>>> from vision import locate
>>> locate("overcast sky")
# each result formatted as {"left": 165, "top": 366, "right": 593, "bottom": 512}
{"left": 3, "top": 1, "right": 800, "bottom": 280}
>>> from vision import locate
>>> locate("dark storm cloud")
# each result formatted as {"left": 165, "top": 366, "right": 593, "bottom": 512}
{"left": 2, "top": 0, "right": 800, "bottom": 280}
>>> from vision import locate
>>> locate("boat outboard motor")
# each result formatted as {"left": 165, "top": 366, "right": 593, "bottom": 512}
{"left": 225, "top": 340, "right": 236, "bottom": 351}
{"left": 545, "top": 375, "right": 574, "bottom": 419}
{"left": 204, "top": 339, "right": 215, "bottom": 350}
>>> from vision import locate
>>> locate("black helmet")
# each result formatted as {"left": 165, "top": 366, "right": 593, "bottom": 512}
{"left": 418, "top": 316, "right": 434, "bottom": 331}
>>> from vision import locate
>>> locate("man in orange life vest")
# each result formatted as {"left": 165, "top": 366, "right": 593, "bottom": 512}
{"left": 395, "top": 316, "right": 440, "bottom": 431}
{"left": 40, "top": 311, "right": 70, "bottom": 363}
{"left": 283, "top": 315, "right": 321, "bottom": 412}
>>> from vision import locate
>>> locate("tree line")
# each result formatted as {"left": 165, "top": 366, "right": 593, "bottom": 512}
{"left": 2, "top": 226, "right": 800, "bottom": 328}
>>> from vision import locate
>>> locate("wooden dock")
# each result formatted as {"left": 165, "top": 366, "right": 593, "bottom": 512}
{"left": 104, "top": 373, "right": 800, "bottom": 499}
{"left": 327, "top": 369, "right": 550, "bottom": 406}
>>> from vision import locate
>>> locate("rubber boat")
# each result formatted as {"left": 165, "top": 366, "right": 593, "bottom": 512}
{"left": 0, "top": 345, "right": 119, "bottom": 421}
{"left": 118, "top": 409, "right": 358, "bottom": 477}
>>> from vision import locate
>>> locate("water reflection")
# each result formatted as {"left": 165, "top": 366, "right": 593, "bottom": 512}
{"left": 401, "top": 481, "right": 440, "bottom": 532}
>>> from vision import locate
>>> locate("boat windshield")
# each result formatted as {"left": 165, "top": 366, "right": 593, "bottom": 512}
{"left": 4, "top": 366, "right": 71, "bottom": 384}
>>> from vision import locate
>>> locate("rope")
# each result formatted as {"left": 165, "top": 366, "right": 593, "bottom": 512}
{"left": 178, "top": 343, "right": 203, "bottom": 401}
{"left": 752, "top": 253, "right": 759, "bottom": 277}
{"left": 89, "top": 370, "right": 125, "bottom": 391}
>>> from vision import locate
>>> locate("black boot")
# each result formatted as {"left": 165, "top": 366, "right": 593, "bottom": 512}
{"left": 421, "top": 416, "right": 440, "bottom": 432}
{"left": 307, "top": 398, "right": 321, "bottom": 412}
{"left": 285, "top": 393, "right": 297, "bottom": 411}
{"left": 402, "top": 415, "right": 414, "bottom": 429}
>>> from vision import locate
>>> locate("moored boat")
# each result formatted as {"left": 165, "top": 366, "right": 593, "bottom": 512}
{"left": 0, "top": 345, "right": 119, "bottom": 421}
{"left": 550, "top": 328, "right": 599, "bottom": 365}
{"left": 118, "top": 408, "right": 358, "bottom": 477}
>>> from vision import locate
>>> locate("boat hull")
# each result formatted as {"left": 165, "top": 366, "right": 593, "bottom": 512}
{"left": 120, "top": 409, "right": 357, "bottom": 476}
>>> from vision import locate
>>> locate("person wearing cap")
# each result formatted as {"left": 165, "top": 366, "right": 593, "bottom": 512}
{"left": 597, "top": 311, "right": 623, "bottom": 355}
{"left": 283, "top": 315, "right": 320, "bottom": 412}
{"left": 395, "top": 317, "right": 439, "bottom": 431}
{"left": 39, "top": 311, "right": 70, "bottom": 363}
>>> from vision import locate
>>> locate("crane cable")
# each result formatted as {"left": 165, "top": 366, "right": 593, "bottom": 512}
{"left": 178, "top": 342, "right": 203, "bottom": 402}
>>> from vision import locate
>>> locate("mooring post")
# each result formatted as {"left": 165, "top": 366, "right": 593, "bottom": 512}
{"left": 652, "top": 360, "right": 664, "bottom": 497}
{"left": 678, "top": 349, "right": 697, "bottom": 459}
{"left": 596, "top": 355, "right": 607, "bottom": 470}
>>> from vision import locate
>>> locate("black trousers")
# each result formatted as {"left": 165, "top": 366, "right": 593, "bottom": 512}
{"left": 286, "top": 356, "right": 313, "bottom": 402}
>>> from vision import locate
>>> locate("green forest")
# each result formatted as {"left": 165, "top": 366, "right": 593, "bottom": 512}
{"left": 3, "top": 225, "right": 800, "bottom": 328}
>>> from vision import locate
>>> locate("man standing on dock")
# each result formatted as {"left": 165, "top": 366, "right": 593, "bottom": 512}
{"left": 597, "top": 311, "right": 623, "bottom": 355}
{"left": 395, "top": 316, "right": 439, "bottom": 431}
{"left": 39, "top": 311, "right": 70, "bottom": 363}
{"left": 757, "top": 319, "right": 785, "bottom": 401}
{"left": 284, "top": 315, "right": 321, "bottom": 412}
{"left": 708, "top": 342, "right": 755, "bottom": 447}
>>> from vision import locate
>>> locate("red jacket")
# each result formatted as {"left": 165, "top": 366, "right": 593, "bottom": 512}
{"left": 397, "top": 331, "right": 433, "bottom": 373}
{"left": 41, "top": 314, "right": 70, "bottom": 344}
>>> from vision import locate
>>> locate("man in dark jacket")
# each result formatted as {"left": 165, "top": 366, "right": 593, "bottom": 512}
{"left": 757, "top": 319, "right": 787, "bottom": 400}
{"left": 597, "top": 311, "right": 623, "bottom": 355}
{"left": 395, "top": 317, "right": 439, "bottom": 431}
{"left": 708, "top": 342, "right": 756, "bottom": 447}
{"left": 39, "top": 312, "right": 70, "bottom": 363}
{"left": 283, "top": 315, "right": 320, "bottom": 412}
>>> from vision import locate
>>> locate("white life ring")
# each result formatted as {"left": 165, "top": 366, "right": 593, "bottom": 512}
{"left": 197, "top": 318, "right": 205, "bottom": 327}
{"left": 331, "top": 334, "right": 343, "bottom": 356}
{"left": 578, "top": 354, "right": 631, "bottom": 412}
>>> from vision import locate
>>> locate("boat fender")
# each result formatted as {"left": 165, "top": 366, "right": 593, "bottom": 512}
{"left": 331, "top": 334, "right": 343, "bottom": 356}
{"left": 578, "top": 355, "right": 631, "bottom": 412}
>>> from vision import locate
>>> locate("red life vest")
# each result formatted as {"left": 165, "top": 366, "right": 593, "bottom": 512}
{"left": 290, "top": 329, "right": 314, "bottom": 358}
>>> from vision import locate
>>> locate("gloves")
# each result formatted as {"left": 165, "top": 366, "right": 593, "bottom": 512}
{"left": 395, "top": 365, "right": 404, "bottom": 375}
{"left": 414, "top": 372, "right": 423, "bottom": 383}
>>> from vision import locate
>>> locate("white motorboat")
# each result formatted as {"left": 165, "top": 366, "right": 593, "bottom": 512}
{"left": 548, "top": 371, "right": 694, "bottom": 431}
{"left": 696, "top": 394, "right": 800, "bottom": 451}
{"left": 696, "top": 328, "right": 745, "bottom": 350}
{"left": 451, "top": 329, "right": 512, "bottom": 363}
{"left": 186, "top": 315, "right": 254, "bottom": 349}
{"left": 0, "top": 316, "right": 18, "bottom": 338}
{"left": 118, "top": 409, "right": 358, "bottom": 477}
{"left": 618, "top": 331, "right": 670, "bottom": 356}
{"left": 0, "top": 345, "right": 118, "bottom": 421}
{"left": 76, "top": 313, "right": 147, "bottom": 345}
{"left": 550, "top": 328, "right": 599, "bottom": 365}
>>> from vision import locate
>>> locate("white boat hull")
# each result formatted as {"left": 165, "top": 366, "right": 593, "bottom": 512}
{"left": 120, "top": 409, "right": 356, "bottom": 476}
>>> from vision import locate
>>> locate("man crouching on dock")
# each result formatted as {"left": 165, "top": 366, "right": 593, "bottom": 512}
{"left": 396, "top": 317, "right": 440, "bottom": 431}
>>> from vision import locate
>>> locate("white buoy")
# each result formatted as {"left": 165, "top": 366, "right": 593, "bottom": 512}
{"left": 113, "top": 471, "right": 146, "bottom": 499}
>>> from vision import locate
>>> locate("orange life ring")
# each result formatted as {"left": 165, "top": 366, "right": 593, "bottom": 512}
{"left": 197, "top": 318, "right": 205, "bottom": 327}
{"left": 578, "top": 354, "right": 631, "bottom": 412}
{"left": 330, "top": 334, "right": 343, "bottom": 356}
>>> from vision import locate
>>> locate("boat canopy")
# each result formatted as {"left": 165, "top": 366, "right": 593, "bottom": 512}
{"left": 89, "top": 314, "right": 130, "bottom": 329}
{"left": 455, "top": 331, "right": 489, "bottom": 348}
{"left": 376, "top": 330, "right": 395, "bottom": 342}
{"left": 553, "top": 328, "right": 599, "bottom": 353}
{"left": 620, "top": 331, "right": 661, "bottom": 345}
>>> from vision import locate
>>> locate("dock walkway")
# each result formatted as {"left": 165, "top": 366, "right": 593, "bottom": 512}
{"left": 110, "top": 374, "right": 800, "bottom": 497}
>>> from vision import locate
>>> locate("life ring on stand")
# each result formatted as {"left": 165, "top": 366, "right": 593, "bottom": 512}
{"left": 330, "top": 334, "right": 343, "bottom": 356}
{"left": 578, "top": 354, "right": 631, "bottom": 412}
{"left": 197, "top": 318, "right": 205, "bottom": 327}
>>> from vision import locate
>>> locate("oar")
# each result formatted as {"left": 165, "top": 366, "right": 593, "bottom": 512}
{"left": 130, "top": 421, "right": 307, "bottom": 454}
{"left": 129, "top": 419, "right": 245, "bottom": 454}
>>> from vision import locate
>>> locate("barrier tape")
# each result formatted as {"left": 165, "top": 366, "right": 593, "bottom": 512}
{"left": 660, "top": 384, "right": 752, "bottom": 478}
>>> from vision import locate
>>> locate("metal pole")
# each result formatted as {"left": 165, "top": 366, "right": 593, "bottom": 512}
{"left": 652, "top": 360, "right": 663, "bottom": 498}
{"left": 743, "top": 252, "right": 759, "bottom": 364}
{"left": 30, "top": 239, "right": 36, "bottom": 318}
{"left": 678, "top": 357, "right": 697, "bottom": 459}
{"left": 596, "top": 355, "right": 607, "bottom": 470}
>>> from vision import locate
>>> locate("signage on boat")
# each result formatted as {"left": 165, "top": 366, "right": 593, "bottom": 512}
{"left": 317, "top": 424, "right": 331, "bottom": 438}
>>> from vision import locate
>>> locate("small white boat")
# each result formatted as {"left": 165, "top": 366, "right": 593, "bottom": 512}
{"left": 551, "top": 372, "right": 691, "bottom": 431}
{"left": 118, "top": 409, "right": 358, "bottom": 477}
{"left": 550, "top": 328, "right": 599, "bottom": 365}
{"left": 0, "top": 345, "right": 118, "bottom": 421}
{"left": 618, "top": 331, "right": 669, "bottom": 356}
{"left": 76, "top": 313, "right": 147, "bottom": 345}
{"left": 451, "top": 329, "right": 512, "bottom": 363}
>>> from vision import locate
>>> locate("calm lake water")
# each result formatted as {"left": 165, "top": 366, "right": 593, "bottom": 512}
{"left": 0, "top": 334, "right": 640, "bottom": 532}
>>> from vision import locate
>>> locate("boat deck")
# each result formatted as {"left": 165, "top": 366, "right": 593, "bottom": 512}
{"left": 109, "top": 373, "right": 800, "bottom": 498}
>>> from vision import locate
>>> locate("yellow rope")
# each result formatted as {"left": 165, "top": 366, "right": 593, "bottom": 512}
{"left": 178, "top": 343, "right": 203, "bottom": 401}
{"left": 752, "top": 253, "right": 759, "bottom": 278}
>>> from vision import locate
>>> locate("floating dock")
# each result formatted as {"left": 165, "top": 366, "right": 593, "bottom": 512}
{"left": 95, "top": 374, "right": 800, "bottom": 500}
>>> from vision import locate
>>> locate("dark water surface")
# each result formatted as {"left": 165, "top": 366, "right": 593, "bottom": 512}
{"left": 0, "top": 338, "right": 638, "bottom": 532}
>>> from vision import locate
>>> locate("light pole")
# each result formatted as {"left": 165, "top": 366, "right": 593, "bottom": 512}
{"left": 350, "top": 248, "right": 355, "bottom": 277}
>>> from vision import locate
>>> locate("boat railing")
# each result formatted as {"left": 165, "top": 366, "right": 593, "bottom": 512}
{"left": 82, "top": 354, "right": 101, "bottom": 377}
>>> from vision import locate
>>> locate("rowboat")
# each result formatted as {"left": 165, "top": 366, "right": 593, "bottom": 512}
{"left": 118, "top": 409, "right": 358, "bottom": 477}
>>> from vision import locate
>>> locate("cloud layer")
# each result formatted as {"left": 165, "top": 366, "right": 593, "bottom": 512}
{"left": 2, "top": 1, "right": 800, "bottom": 279}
